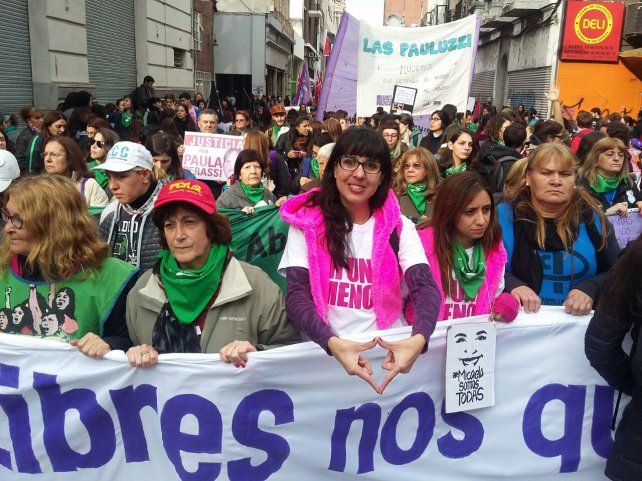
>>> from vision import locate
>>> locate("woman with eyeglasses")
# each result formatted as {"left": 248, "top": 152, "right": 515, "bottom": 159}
{"left": 279, "top": 127, "right": 441, "bottom": 394}
{"left": 230, "top": 110, "right": 253, "bottom": 137}
{"left": 419, "top": 110, "right": 450, "bottom": 155}
{"left": 43, "top": 137, "right": 109, "bottom": 212}
{"left": 86, "top": 128, "right": 120, "bottom": 191}
{"left": 27, "top": 111, "right": 68, "bottom": 175}
{"left": 380, "top": 119, "right": 407, "bottom": 171}
{"left": 0, "top": 175, "right": 138, "bottom": 355}
{"left": 578, "top": 137, "right": 642, "bottom": 216}
{"left": 393, "top": 147, "right": 440, "bottom": 223}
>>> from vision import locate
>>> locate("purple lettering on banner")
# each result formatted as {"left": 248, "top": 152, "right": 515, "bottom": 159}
{"left": 522, "top": 383, "right": 586, "bottom": 473}
{"left": 228, "top": 390, "right": 294, "bottom": 481}
{"left": 0, "top": 363, "right": 41, "bottom": 473}
{"left": 160, "top": 394, "right": 222, "bottom": 481}
{"left": 33, "top": 372, "right": 116, "bottom": 472}
{"left": 349, "top": 283, "right": 363, "bottom": 309}
{"left": 337, "top": 282, "right": 349, "bottom": 307}
{"left": 329, "top": 403, "right": 382, "bottom": 474}
{"left": 591, "top": 385, "right": 615, "bottom": 458}
{"left": 380, "top": 392, "right": 435, "bottom": 465}
{"left": 362, "top": 285, "right": 373, "bottom": 309}
{"left": 438, "top": 402, "right": 484, "bottom": 458}
{"left": 109, "top": 384, "right": 158, "bottom": 463}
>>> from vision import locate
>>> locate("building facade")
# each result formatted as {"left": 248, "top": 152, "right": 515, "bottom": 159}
{"left": 384, "top": 0, "right": 429, "bottom": 27}
{"left": 0, "top": 0, "right": 208, "bottom": 115}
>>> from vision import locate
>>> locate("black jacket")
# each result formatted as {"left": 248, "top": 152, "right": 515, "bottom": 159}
{"left": 418, "top": 132, "right": 443, "bottom": 155}
{"left": 476, "top": 144, "right": 521, "bottom": 194}
{"left": 15, "top": 126, "right": 38, "bottom": 174}
{"left": 585, "top": 259, "right": 642, "bottom": 480}
{"left": 579, "top": 177, "right": 642, "bottom": 211}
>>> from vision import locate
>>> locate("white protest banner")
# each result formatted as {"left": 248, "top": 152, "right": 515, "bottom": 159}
{"left": 357, "top": 15, "right": 478, "bottom": 117}
{"left": 445, "top": 322, "right": 496, "bottom": 413}
{"left": 0, "top": 308, "right": 615, "bottom": 480}
{"left": 182, "top": 132, "right": 243, "bottom": 181}
{"left": 608, "top": 210, "right": 642, "bottom": 249}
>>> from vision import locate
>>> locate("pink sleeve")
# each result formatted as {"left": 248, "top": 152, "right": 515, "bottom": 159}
{"left": 492, "top": 292, "right": 520, "bottom": 323}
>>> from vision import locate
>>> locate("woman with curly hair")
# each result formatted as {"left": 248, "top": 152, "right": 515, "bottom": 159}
{"left": 0, "top": 175, "right": 139, "bottom": 355}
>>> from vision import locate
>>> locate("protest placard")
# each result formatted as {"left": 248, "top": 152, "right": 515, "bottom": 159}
{"left": 182, "top": 132, "right": 243, "bottom": 181}
{"left": 608, "top": 211, "right": 642, "bottom": 249}
{"left": 0, "top": 308, "right": 618, "bottom": 480}
{"left": 390, "top": 85, "right": 418, "bottom": 114}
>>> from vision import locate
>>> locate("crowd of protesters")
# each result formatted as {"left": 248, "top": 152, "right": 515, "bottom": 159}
{"left": 2, "top": 78, "right": 642, "bottom": 478}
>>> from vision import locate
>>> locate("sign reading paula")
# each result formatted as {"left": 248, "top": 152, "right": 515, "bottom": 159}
{"left": 561, "top": 0, "right": 625, "bottom": 62}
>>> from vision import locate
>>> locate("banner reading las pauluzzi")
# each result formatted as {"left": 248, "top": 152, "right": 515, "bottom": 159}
{"left": 0, "top": 308, "right": 616, "bottom": 480}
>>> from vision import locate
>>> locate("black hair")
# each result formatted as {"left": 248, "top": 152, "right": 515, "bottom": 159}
{"left": 178, "top": 92, "right": 191, "bottom": 101}
{"left": 503, "top": 122, "right": 527, "bottom": 149}
{"left": 606, "top": 121, "right": 631, "bottom": 145}
{"left": 233, "top": 149, "right": 263, "bottom": 179}
{"left": 307, "top": 127, "right": 392, "bottom": 269}
{"left": 312, "top": 132, "right": 333, "bottom": 148}
{"left": 576, "top": 131, "right": 607, "bottom": 167}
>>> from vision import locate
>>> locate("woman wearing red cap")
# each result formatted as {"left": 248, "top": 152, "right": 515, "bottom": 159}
{"left": 125, "top": 179, "right": 299, "bottom": 367}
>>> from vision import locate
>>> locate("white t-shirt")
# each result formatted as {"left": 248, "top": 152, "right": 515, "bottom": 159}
{"left": 442, "top": 246, "right": 504, "bottom": 320}
{"left": 279, "top": 216, "right": 428, "bottom": 336}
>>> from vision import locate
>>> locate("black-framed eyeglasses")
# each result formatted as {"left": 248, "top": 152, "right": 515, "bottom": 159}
{"left": 1, "top": 208, "right": 24, "bottom": 229}
{"left": 90, "top": 139, "right": 109, "bottom": 148}
{"left": 339, "top": 156, "right": 382, "bottom": 174}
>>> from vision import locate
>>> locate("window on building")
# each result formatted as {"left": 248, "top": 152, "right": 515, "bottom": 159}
{"left": 193, "top": 12, "right": 203, "bottom": 51}
{"left": 174, "top": 48, "right": 185, "bottom": 69}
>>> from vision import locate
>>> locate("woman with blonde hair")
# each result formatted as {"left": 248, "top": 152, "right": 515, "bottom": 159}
{"left": 393, "top": 147, "right": 440, "bottom": 223}
{"left": 578, "top": 137, "right": 642, "bottom": 216}
{"left": 0, "top": 175, "right": 138, "bottom": 355}
{"left": 497, "top": 143, "right": 619, "bottom": 314}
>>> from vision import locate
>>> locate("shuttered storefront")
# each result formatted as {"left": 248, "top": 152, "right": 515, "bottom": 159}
{"left": 469, "top": 71, "right": 495, "bottom": 104}
{"left": 0, "top": 0, "right": 33, "bottom": 116}
{"left": 507, "top": 66, "right": 552, "bottom": 117}
{"left": 85, "top": 0, "right": 137, "bottom": 105}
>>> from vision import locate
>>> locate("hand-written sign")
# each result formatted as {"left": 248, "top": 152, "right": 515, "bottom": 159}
{"left": 182, "top": 132, "right": 243, "bottom": 181}
{"left": 445, "top": 321, "right": 496, "bottom": 413}
{"left": 608, "top": 211, "right": 642, "bottom": 249}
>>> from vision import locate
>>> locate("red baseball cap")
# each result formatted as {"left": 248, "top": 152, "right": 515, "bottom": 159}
{"left": 154, "top": 179, "right": 216, "bottom": 214}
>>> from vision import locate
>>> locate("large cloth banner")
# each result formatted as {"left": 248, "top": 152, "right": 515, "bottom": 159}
{"left": 357, "top": 15, "right": 478, "bottom": 116}
{"left": 0, "top": 308, "right": 614, "bottom": 480}
{"left": 183, "top": 132, "right": 243, "bottom": 181}
{"left": 220, "top": 205, "right": 288, "bottom": 291}
{"left": 318, "top": 12, "right": 479, "bottom": 124}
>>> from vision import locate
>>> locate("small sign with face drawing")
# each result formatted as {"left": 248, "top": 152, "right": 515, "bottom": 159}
{"left": 445, "top": 322, "right": 496, "bottom": 413}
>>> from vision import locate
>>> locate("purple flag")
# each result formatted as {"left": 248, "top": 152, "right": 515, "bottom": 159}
{"left": 293, "top": 60, "right": 311, "bottom": 105}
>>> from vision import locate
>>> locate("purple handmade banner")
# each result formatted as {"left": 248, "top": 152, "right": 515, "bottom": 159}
{"left": 608, "top": 211, "right": 642, "bottom": 249}
{"left": 293, "top": 60, "right": 312, "bottom": 105}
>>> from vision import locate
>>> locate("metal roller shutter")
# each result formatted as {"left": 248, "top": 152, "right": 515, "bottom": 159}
{"left": 469, "top": 71, "right": 495, "bottom": 104}
{"left": 0, "top": 0, "right": 33, "bottom": 116}
{"left": 507, "top": 66, "right": 552, "bottom": 117}
{"left": 85, "top": 0, "right": 137, "bottom": 106}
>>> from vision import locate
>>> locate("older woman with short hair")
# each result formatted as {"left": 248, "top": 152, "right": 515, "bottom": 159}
{"left": 124, "top": 179, "right": 299, "bottom": 366}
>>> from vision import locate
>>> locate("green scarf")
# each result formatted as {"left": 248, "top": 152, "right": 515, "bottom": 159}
{"left": 158, "top": 245, "right": 228, "bottom": 324}
{"left": 445, "top": 162, "right": 467, "bottom": 177}
{"left": 121, "top": 111, "right": 133, "bottom": 128}
{"left": 406, "top": 182, "right": 428, "bottom": 214}
{"left": 591, "top": 173, "right": 621, "bottom": 193}
{"left": 310, "top": 157, "right": 320, "bottom": 178}
{"left": 272, "top": 124, "right": 282, "bottom": 139}
{"left": 87, "top": 160, "right": 109, "bottom": 188}
{"left": 452, "top": 242, "right": 486, "bottom": 300}
{"left": 240, "top": 181, "right": 265, "bottom": 205}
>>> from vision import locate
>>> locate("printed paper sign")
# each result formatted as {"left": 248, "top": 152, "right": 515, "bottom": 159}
{"left": 390, "top": 85, "right": 418, "bottom": 114}
{"left": 182, "top": 132, "right": 243, "bottom": 181}
{"left": 445, "top": 322, "right": 496, "bottom": 413}
{"left": 608, "top": 211, "right": 642, "bottom": 249}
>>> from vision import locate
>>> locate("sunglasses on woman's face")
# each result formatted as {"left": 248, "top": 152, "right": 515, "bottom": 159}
{"left": 89, "top": 139, "right": 108, "bottom": 148}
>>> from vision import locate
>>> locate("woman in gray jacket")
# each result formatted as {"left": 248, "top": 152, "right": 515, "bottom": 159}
{"left": 125, "top": 179, "right": 299, "bottom": 368}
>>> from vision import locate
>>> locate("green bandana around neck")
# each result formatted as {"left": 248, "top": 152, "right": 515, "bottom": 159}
{"left": 88, "top": 160, "right": 109, "bottom": 188}
{"left": 406, "top": 182, "right": 428, "bottom": 214}
{"left": 445, "top": 162, "right": 467, "bottom": 177}
{"left": 452, "top": 242, "right": 486, "bottom": 300}
{"left": 240, "top": 181, "right": 265, "bottom": 205}
{"left": 310, "top": 157, "right": 320, "bottom": 178}
{"left": 158, "top": 244, "right": 228, "bottom": 324}
{"left": 591, "top": 173, "right": 621, "bottom": 193}
{"left": 121, "top": 112, "right": 133, "bottom": 127}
